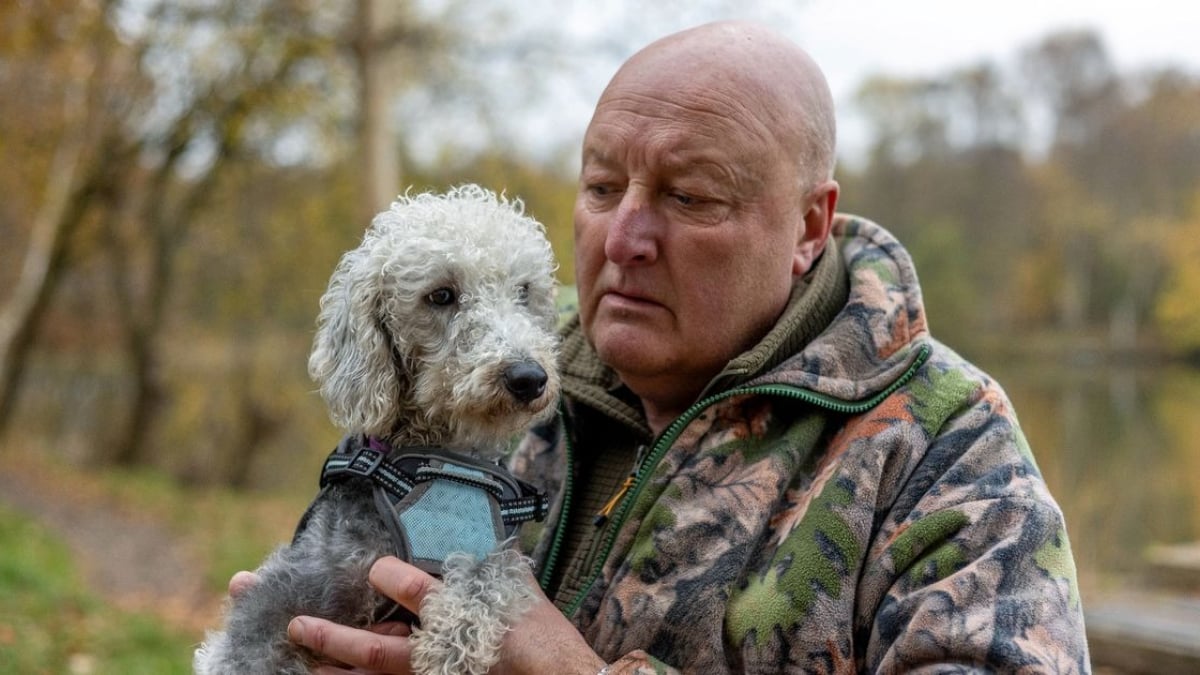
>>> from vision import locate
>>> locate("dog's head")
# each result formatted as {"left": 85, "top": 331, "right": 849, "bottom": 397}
{"left": 308, "top": 185, "right": 560, "bottom": 452}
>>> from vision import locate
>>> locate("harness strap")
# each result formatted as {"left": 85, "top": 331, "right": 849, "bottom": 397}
{"left": 321, "top": 446, "right": 416, "bottom": 496}
{"left": 317, "top": 436, "right": 549, "bottom": 527}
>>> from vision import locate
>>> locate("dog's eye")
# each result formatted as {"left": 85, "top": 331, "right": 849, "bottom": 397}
{"left": 516, "top": 283, "right": 530, "bottom": 305}
{"left": 426, "top": 287, "right": 457, "bottom": 307}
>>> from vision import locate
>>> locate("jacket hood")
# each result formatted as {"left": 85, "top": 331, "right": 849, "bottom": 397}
{"left": 746, "top": 214, "right": 932, "bottom": 401}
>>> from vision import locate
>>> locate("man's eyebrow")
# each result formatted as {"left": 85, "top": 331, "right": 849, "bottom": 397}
{"left": 580, "top": 147, "right": 617, "bottom": 168}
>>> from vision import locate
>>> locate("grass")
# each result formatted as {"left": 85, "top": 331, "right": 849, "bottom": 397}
{"left": 0, "top": 505, "right": 195, "bottom": 674}
{"left": 87, "top": 463, "right": 308, "bottom": 591}
{"left": 0, "top": 450, "right": 317, "bottom": 673}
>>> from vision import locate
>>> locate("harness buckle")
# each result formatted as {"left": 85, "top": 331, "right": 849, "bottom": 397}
{"left": 343, "top": 444, "right": 387, "bottom": 479}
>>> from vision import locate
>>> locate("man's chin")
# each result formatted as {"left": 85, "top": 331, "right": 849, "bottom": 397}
{"left": 592, "top": 330, "right": 669, "bottom": 376}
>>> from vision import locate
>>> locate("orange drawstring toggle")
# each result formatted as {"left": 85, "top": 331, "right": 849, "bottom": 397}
{"left": 593, "top": 474, "right": 636, "bottom": 527}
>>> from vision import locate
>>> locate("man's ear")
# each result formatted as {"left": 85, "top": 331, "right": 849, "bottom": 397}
{"left": 793, "top": 180, "right": 839, "bottom": 276}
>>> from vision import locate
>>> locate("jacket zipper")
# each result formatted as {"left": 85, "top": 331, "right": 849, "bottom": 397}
{"left": 537, "top": 412, "right": 574, "bottom": 590}
{"left": 560, "top": 342, "right": 931, "bottom": 616}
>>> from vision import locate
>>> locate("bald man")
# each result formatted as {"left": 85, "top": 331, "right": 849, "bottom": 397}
{"left": 287, "top": 21, "right": 1090, "bottom": 674}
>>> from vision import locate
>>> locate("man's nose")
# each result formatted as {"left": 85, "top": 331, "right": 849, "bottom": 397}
{"left": 604, "top": 189, "right": 658, "bottom": 265}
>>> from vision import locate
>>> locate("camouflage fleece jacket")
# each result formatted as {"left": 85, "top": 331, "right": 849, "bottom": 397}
{"left": 509, "top": 215, "right": 1090, "bottom": 674}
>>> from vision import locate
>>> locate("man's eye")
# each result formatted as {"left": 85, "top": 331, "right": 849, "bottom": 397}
{"left": 426, "top": 287, "right": 457, "bottom": 306}
{"left": 587, "top": 183, "right": 619, "bottom": 198}
{"left": 670, "top": 192, "right": 697, "bottom": 206}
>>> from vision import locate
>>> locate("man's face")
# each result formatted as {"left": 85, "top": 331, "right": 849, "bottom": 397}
{"left": 574, "top": 77, "right": 809, "bottom": 409}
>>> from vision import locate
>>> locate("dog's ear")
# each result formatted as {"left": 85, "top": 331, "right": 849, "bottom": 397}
{"left": 308, "top": 248, "right": 405, "bottom": 436}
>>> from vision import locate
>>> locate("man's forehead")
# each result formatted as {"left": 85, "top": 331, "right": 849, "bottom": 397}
{"left": 579, "top": 130, "right": 775, "bottom": 197}
{"left": 583, "top": 103, "right": 777, "bottom": 171}
{"left": 581, "top": 139, "right": 732, "bottom": 171}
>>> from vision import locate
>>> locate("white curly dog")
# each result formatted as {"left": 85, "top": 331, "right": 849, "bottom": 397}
{"left": 195, "top": 185, "right": 561, "bottom": 675}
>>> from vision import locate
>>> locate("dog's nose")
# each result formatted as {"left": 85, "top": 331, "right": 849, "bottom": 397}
{"left": 503, "top": 361, "right": 548, "bottom": 403}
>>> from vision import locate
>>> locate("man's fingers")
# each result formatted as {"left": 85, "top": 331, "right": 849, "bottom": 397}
{"left": 228, "top": 571, "right": 260, "bottom": 598}
{"left": 288, "top": 616, "right": 412, "bottom": 674}
{"left": 368, "top": 556, "right": 440, "bottom": 615}
{"left": 370, "top": 621, "right": 413, "bottom": 637}
{"left": 313, "top": 667, "right": 368, "bottom": 675}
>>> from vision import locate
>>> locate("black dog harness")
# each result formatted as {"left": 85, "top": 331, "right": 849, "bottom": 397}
{"left": 296, "top": 435, "right": 549, "bottom": 577}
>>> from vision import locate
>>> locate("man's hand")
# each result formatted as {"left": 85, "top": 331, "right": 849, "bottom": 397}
{"left": 235, "top": 556, "right": 608, "bottom": 674}
{"left": 284, "top": 556, "right": 425, "bottom": 674}
{"left": 489, "top": 579, "right": 608, "bottom": 675}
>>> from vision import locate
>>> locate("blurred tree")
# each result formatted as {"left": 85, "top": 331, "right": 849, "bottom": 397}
{"left": 0, "top": 0, "right": 351, "bottom": 463}
{"left": 846, "top": 29, "right": 1200, "bottom": 357}
{"left": 356, "top": 0, "right": 401, "bottom": 220}
{"left": 1155, "top": 194, "right": 1200, "bottom": 356}
{"left": 1018, "top": 162, "right": 1111, "bottom": 333}
{"left": 1021, "top": 33, "right": 1200, "bottom": 343}
{"left": 350, "top": 0, "right": 456, "bottom": 222}
{"left": 845, "top": 63, "right": 1032, "bottom": 338}
{"left": 1020, "top": 29, "right": 1122, "bottom": 152}
{"left": 1084, "top": 70, "right": 1199, "bottom": 349}
{"left": 1065, "top": 68, "right": 1200, "bottom": 221}
{"left": 900, "top": 218, "right": 979, "bottom": 348}
{"left": 0, "top": 0, "right": 133, "bottom": 435}
{"left": 94, "top": 0, "right": 353, "bottom": 466}
{"left": 1019, "top": 31, "right": 1120, "bottom": 334}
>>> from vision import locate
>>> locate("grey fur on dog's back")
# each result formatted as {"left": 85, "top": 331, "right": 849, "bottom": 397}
{"left": 195, "top": 185, "right": 560, "bottom": 675}
{"left": 195, "top": 485, "right": 392, "bottom": 674}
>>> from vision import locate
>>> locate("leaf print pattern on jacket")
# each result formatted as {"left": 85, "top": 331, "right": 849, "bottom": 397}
{"left": 509, "top": 215, "right": 1090, "bottom": 674}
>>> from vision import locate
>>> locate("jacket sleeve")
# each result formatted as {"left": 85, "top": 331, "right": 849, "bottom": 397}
{"left": 859, "top": 399, "right": 1090, "bottom": 673}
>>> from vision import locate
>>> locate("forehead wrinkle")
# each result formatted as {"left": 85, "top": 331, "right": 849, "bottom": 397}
{"left": 582, "top": 133, "right": 758, "bottom": 197}
{"left": 584, "top": 92, "right": 776, "bottom": 194}
{"left": 596, "top": 88, "right": 777, "bottom": 148}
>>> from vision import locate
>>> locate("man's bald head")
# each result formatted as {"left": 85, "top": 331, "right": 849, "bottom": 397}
{"left": 601, "top": 20, "right": 837, "bottom": 187}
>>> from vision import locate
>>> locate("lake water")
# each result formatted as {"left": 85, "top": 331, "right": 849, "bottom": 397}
{"left": 978, "top": 358, "right": 1200, "bottom": 600}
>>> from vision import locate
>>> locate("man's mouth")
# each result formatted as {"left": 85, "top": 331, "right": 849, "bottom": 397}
{"left": 600, "top": 289, "right": 662, "bottom": 312}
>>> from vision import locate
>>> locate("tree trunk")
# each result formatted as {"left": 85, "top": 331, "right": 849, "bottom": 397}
{"left": 0, "top": 68, "right": 93, "bottom": 436}
{"left": 1058, "top": 232, "right": 1091, "bottom": 332}
{"left": 356, "top": 0, "right": 401, "bottom": 223}
{"left": 109, "top": 329, "right": 161, "bottom": 466}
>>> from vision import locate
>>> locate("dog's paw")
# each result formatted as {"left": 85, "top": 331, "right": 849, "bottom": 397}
{"left": 409, "top": 548, "right": 537, "bottom": 675}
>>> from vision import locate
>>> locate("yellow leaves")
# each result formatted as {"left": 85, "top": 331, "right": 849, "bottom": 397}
{"left": 1153, "top": 193, "right": 1200, "bottom": 354}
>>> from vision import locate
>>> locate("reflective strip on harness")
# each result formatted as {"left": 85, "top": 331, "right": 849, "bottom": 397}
{"left": 321, "top": 448, "right": 416, "bottom": 496}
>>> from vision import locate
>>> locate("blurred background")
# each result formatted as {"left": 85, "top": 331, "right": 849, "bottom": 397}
{"left": 1, "top": 0, "right": 1197, "bottom": 672}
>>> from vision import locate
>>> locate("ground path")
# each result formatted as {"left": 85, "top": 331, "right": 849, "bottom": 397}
{"left": 0, "top": 455, "right": 224, "bottom": 633}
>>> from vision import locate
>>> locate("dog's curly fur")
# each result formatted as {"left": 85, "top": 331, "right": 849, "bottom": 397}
{"left": 194, "top": 185, "right": 561, "bottom": 675}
